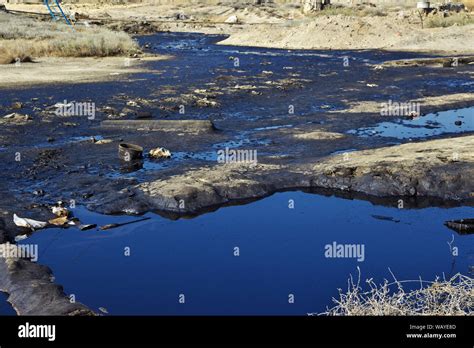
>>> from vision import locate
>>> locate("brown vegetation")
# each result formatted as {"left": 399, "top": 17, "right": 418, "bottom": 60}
{"left": 0, "top": 12, "right": 139, "bottom": 64}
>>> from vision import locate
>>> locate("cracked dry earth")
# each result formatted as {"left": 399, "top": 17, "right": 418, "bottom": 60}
{"left": 0, "top": 32, "right": 473, "bottom": 315}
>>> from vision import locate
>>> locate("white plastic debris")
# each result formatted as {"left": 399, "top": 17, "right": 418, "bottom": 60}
{"left": 94, "top": 139, "right": 113, "bottom": 145}
{"left": 3, "top": 113, "right": 30, "bottom": 121}
{"left": 225, "top": 15, "right": 239, "bottom": 24}
{"left": 98, "top": 307, "right": 109, "bottom": 314}
{"left": 54, "top": 102, "right": 73, "bottom": 109}
{"left": 13, "top": 214, "right": 47, "bottom": 230}
{"left": 14, "top": 234, "right": 28, "bottom": 242}
{"left": 52, "top": 206, "right": 69, "bottom": 217}
{"left": 149, "top": 147, "right": 172, "bottom": 159}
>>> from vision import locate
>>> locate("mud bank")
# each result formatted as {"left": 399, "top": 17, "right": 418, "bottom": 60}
{"left": 88, "top": 135, "right": 473, "bottom": 215}
{"left": 311, "top": 136, "right": 474, "bottom": 200}
{"left": 0, "top": 245, "right": 94, "bottom": 315}
{"left": 215, "top": 21, "right": 474, "bottom": 54}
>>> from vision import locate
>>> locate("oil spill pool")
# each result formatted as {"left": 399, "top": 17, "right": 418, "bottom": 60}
{"left": 348, "top": 107, "right": 474, "bottom": 139}
{"left": 0, "top": 292, "right": 15, "bottom": 315}
{"left": 20, "top": 192, "right": 474, "bottom": 315}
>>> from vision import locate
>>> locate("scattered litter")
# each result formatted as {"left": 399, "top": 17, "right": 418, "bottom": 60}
{"left": 149, "top": 147, "right": 172, "bottom": 159}
{"left": 195, "top": 97, "right": 218, "bottom": 107}
{"left": 371, "top": 215, "right": 401, "bottom": 223}
{"left": 118, "top": 143, "right": 143, "bottom": 161}
{"left": 98, "top": 307, "right": 109, "bottom": 314}
{"left": 234, "top": 84, "right": 257, "bottom": 90}
{"left": 67, "top": 217, "right": 97, "bottom": 231}
{"left": 94, "top": 139, "right": 113, "bottom": 145}
{"left": 68, "top": 218, "right": 79, "bottom": 226}
{"left": 100, "top": 217, "right": 151, "bottom": 231}
{"left": 52, "top": 205, "right": 69, "bottom": 217}
{"left": 175, "top": 13, "right": 188, "bottom": 20}
{"left": 11, "top": 102, "right": 23, "bottom": 109}
{"left": 225, "top": 15, "right": 239, "bottom": 24}
{"left": 13, "top": 214, "right": 48, "bottom": 230}
{"left": 54, "top": 101, "right": 73, "bottom": 109}
{"left": 445, "top": 219, "right": 474, "bottom": 234}
{"left": 78, "top": 224, "right": 97, "bottom": 231}
{"left": 49, "top": 216, "right": 69, "bottom": 227}
{"left": 14, "top": 234, "right": 28, "bottom": 242}
{"left": 407, "top": 111, "right": 420, "bottom": 119}
{"left": 3, "top": 113, "right": 30, "bottom": 121}
{"left": 33, "top": 189, "right": 45, "bottom": 197}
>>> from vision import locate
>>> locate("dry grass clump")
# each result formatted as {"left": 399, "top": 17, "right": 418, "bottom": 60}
{"left": 313, "top": 268, "right": 473, "bottom": 316}
{"left": 0, "top": 12, "right": 139, "bottom": 64}
{"left": 425, "top": 12, "right": 474, "bottom": 28}
{"left": 0, "top": 13, "right": 63, "bottom": 40}
{"left": 0, "top": 40, "right": 33, "bottom": 64}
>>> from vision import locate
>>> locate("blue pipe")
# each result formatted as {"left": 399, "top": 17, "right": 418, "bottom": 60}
{"left": 54, "top": 0, "right": 73, "bottom": 27}
{"left": 44, "top": 0, "right": 73, "bottom": 27}
{"left": 44, "top": 0, "right": 57, "bottom": 21}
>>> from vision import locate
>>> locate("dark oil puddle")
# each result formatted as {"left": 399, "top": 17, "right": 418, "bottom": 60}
{"left": 19, "top": 191, "right": 474, "bottom": 315}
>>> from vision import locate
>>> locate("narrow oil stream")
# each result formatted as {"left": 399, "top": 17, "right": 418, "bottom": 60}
{"left": 19, "top": 192, "right": 474, "bottom": 315}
